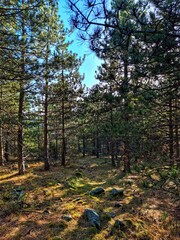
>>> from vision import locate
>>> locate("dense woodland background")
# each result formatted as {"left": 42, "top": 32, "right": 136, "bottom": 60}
{"left": 0, "top": 0, "right": 179, "bottom": 173}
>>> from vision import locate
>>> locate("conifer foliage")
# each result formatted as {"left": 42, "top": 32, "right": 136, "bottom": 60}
{"left": 0, "top": 0, "right": 84, "bottom": 173}
{"left": 67, "top": 0, "right": 179, "bottom": 170}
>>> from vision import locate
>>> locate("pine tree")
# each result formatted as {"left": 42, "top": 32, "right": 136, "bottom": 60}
{"left": 50, "top": 46, "right": 84, "bottom": 166}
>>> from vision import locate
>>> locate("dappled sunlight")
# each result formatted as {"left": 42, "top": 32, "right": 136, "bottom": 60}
{"left": 0, "top": 172, "right": 18, "bottom": 181}
{"left": 0, "top": 158, "right": 179, "bottom": 240}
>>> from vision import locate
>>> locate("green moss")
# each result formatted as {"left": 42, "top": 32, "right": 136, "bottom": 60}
{"left": 101, "top": 213, "right": 111, "bottom": 222}
{"left": 87, "top": 226, "right": 98, "bottom": 235}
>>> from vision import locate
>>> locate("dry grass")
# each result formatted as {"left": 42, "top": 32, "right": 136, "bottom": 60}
{"left": 0, "top": 158, "right": 179, "bottom": 240}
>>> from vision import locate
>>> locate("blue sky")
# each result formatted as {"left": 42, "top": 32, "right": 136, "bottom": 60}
{"left": 59, "top": 3, "right": 101, "bottom": 88}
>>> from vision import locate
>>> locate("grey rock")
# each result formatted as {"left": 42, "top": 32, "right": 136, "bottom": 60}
{"left": 90, "top": 187, "right": 105, "bottom": 196}
{"left": 61, "top": 215, "right": 73, "bottom": 222}
{"left": 110, "top": 188, "right": 124, "bottom": 197}
{"left": 83, "top": 208, "right": 101, "bottom": 229}
{"left": 43, "top": 209, "right": 50, "bottom": 214}
{"left": 13, "top": 187, "right": 24, "bottom": 200}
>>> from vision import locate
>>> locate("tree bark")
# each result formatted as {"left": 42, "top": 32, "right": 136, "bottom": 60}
{"left": 175, "top": 99, "right": 179, "bottom": 165}
{"left": 61, "top": 99, "right": 66, "bottom": 166}
{"left": 18, "top": 81, "right": 25, "bottom": 174}
{"left": 4, "top": 136, "right": 9, "bottom": 162}
{"left": 44, "top": 43, "right": 50, "bottom": 171}
{"left": 92, "top": 134, "right": 96, "bottom": 156}
{"left": 169, "top": 96, "right": 174, "bottom": 165}
{"left": 61, "top": 68, "right": 66, "bottom": 166}
{"left": 123, "top": 58, "right": 131, "bottom": 173}
{"left": 44, "top": 77, "right": 50, "bottom": 170}
{"left": 0, "top": 84, "right": 4, "bottom": 166}
{"left": 96, "top": 117, "right": 100, "bottom": 158}
{"left": 0, "top": 126, "right": 4, "bottom": 166}
{"left": 17, "top": 0, "right": 26, "bottom": 175}
{"left": 82, "top": 134, "right": 86, "bottom": 157}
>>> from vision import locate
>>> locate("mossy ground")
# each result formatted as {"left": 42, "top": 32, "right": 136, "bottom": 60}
{"left": 0, "top": 157, "right": 179, "bottom": 240}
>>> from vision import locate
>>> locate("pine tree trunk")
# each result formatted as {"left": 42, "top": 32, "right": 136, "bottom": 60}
{"left": 123, "top": 58, "right": 131, "bottom": 173}
{"left": 0, "top": 126, "right": 4, "bottom": 166}
{"left": 110, "top": 100, "right": 115, "bottom": 166}
{"left": 4, "top": 137, "right": 9, "bottom": 162}
{"left": 18, "top": 82, "right": 25, "bottom": 174}
{"left": 61, "top": 99, "right": 66, "bottom": 166}
{"left": 0, "top": 84, "right": 4, "bottom": 166}
{"left": 92, "top": 134, "right": 96, "bottom": 156}
{"left": 44, "top": 43, "right": 50, "bottom": 171}
{"left": 96, "top": 120, "right": 99, "bottom": 158}
{"left": 61, "top": 69, "right": 66, "bottom": 166}
{"left": 124, "top": 140, "right": 131, "bottom": 172}
{"left": 18, "top": 1, "right": 26, "bottom": 175}
{"left": 82, "top": 135, "right": 86, "bottom": 157}
{"left": 44, "top": 77, "right": 50, "bottom": 170}
{"left": 111, "top": 139, "right": 116, "bottom": 167}
{"left": 55, "top": 132, "right": 58, "bottom": 160}
{"left": 175, "top": 99, "right": 179, "bottom": 165}
{"left": 169, "top": 96, "right": 174, "bottom": 165}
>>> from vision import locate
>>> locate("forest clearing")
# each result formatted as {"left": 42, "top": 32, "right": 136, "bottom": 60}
{"left": 0, "top": 157, "right": 179, "bottom": 240}
{"left": 0, "top": 0, "right": 179, "bottom": 239}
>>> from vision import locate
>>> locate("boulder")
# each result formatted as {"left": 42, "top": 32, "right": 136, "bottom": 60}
{"left": 83, "top": 208, "right": 101, "bottom": 229}
{"left": 61, "top": 215, "right": 73, "bottom": 222}
{"left": 43, "top": 209, "right": 51, "bottom": 214}
{"left": 110, "top": 188, "right": 124, "bottom": 197}
{"left": 90, "top": 187, "right": 105, "bottom": 196}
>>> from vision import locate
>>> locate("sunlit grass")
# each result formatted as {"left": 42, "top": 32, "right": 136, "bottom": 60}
{"left": 0, "top": 158, "right": 179, "bottom": 240}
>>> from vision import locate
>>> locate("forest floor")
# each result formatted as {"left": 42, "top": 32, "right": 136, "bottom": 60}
{"left": 0, "top": 157, "right": 179, "bottom": 240}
